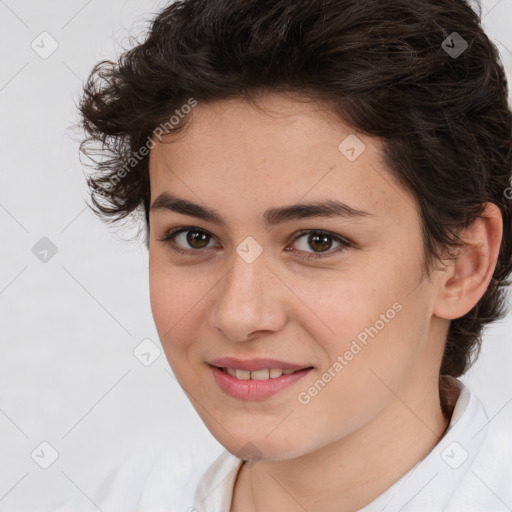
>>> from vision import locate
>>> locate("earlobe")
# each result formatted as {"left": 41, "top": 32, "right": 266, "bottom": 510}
{"left": 434, "top": 202, "right": 503, "bottom": 320}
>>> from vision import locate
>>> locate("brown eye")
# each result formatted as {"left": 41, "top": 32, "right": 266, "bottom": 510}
{"left": 306, "top": 233, "right": 333, "bottom": 252}
{"left": 290, "top": 230, "right": 351, "bottom": 260}
{"left": 185, "top": 229, "right": 211, "bottom": 249}
{"left": 160, "top": 227, "right": 218, "bottom": 255}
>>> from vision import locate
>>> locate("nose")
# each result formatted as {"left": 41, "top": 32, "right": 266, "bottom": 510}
{"left": 209, "top": 249, "right": 287, "bottom": 342}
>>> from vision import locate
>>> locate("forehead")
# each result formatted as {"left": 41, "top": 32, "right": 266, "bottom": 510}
{"left": 148, "top": 94, "right": 416, "bottom": 225}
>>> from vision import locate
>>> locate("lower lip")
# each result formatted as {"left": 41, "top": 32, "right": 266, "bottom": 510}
{"left": 209, "top": 365, "right": 313, "bottom": 400}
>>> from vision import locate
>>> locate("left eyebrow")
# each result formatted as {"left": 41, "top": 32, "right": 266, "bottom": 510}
{"left": 150, "top": 192, "right": 375, "bottom": 228}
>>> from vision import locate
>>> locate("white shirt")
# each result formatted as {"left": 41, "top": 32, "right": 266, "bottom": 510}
{"left": 56, "top": 378, "right": 512, "bottom": 511}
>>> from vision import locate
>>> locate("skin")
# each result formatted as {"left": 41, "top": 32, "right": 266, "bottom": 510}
{"left": 147, "top": 93, "right": 502, "bottom": 512}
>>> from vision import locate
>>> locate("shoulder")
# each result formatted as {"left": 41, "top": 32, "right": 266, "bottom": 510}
{"left": 54, "top": 443, "right": 225, "bottom": 512}
{"left": 385, "top": 380, "right": 512, "bottom": 512}
{"left": 446, "top": 391, "right": 512, "bottom": 511}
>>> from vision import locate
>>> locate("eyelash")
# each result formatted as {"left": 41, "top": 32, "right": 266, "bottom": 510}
{"left": 157, "top": 227, "right": 352, "bottom": 261}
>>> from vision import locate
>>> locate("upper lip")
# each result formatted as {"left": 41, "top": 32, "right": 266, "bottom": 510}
{"left": 208, "top": 357, "right": 312, "bottom": 372}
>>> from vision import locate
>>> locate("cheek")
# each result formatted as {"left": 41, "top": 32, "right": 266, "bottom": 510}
{"left": 149, "top": 246, "right": 197, "bottom": 324}
{"left": 148, "top": 250, "right": 193, "bottom": 353}
{"left": 286, "top": 260, "right": 411, "bottom": 353}
{"left": 294, "top": 251, "right": 429, "bottom": 387}
{"left": 149, "top": 250, "right": 172, "bottom": 333}
{"left": 290, "top": 302, "right": 425, "bottom": 445}
{"left": 148, "top": 248, "right": 219, "bottom": 367}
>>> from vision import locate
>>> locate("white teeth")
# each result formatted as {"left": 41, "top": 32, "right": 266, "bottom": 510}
{"left": 223, "top": 368, "right": 301, "bottom": 380}
{"left": 250, "top": 369, "right": 270, "bottom": 380}
{"left": 235, "top": 369, "right": 251, "bottom": 380}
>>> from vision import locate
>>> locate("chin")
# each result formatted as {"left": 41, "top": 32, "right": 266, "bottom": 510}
{"left": 212, "top": 428, "right": 309, "bottom": 462}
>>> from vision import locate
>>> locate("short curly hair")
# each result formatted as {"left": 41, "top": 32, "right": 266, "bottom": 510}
{"left": 78, "top": 0, "right": 512, "bottom": 406}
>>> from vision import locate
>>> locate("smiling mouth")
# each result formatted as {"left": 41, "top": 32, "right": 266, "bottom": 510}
{"left": 217, "top": 367, "right": 312, "bottom": 380}
{"left": 208, "top": 363, "right": 314, "bottom": 400}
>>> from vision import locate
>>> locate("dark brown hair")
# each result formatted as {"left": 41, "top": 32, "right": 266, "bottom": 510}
{"left": 78, "top": 0, "right": 512, "bottom": 411}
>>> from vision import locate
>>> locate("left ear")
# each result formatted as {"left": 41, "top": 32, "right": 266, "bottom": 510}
{"left": 434, "top": 202, "right": 503, "bottom": 320}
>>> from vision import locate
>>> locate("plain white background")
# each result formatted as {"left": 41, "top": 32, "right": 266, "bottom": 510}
{"left": 0, "top": 0, "right": 511, "bottom": 510}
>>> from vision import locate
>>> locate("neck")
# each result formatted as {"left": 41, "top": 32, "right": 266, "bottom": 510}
{"left": 231, "top": 377, "right": 454, "bottom": 512}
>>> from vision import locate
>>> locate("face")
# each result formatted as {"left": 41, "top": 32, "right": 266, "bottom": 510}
{"left": 148, "top": 93, "right": 446, "bottom": 461}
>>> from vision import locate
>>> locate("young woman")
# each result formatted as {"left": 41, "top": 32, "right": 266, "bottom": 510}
{"left": 60, "top": 0, "right": 512, "bottom": 510}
